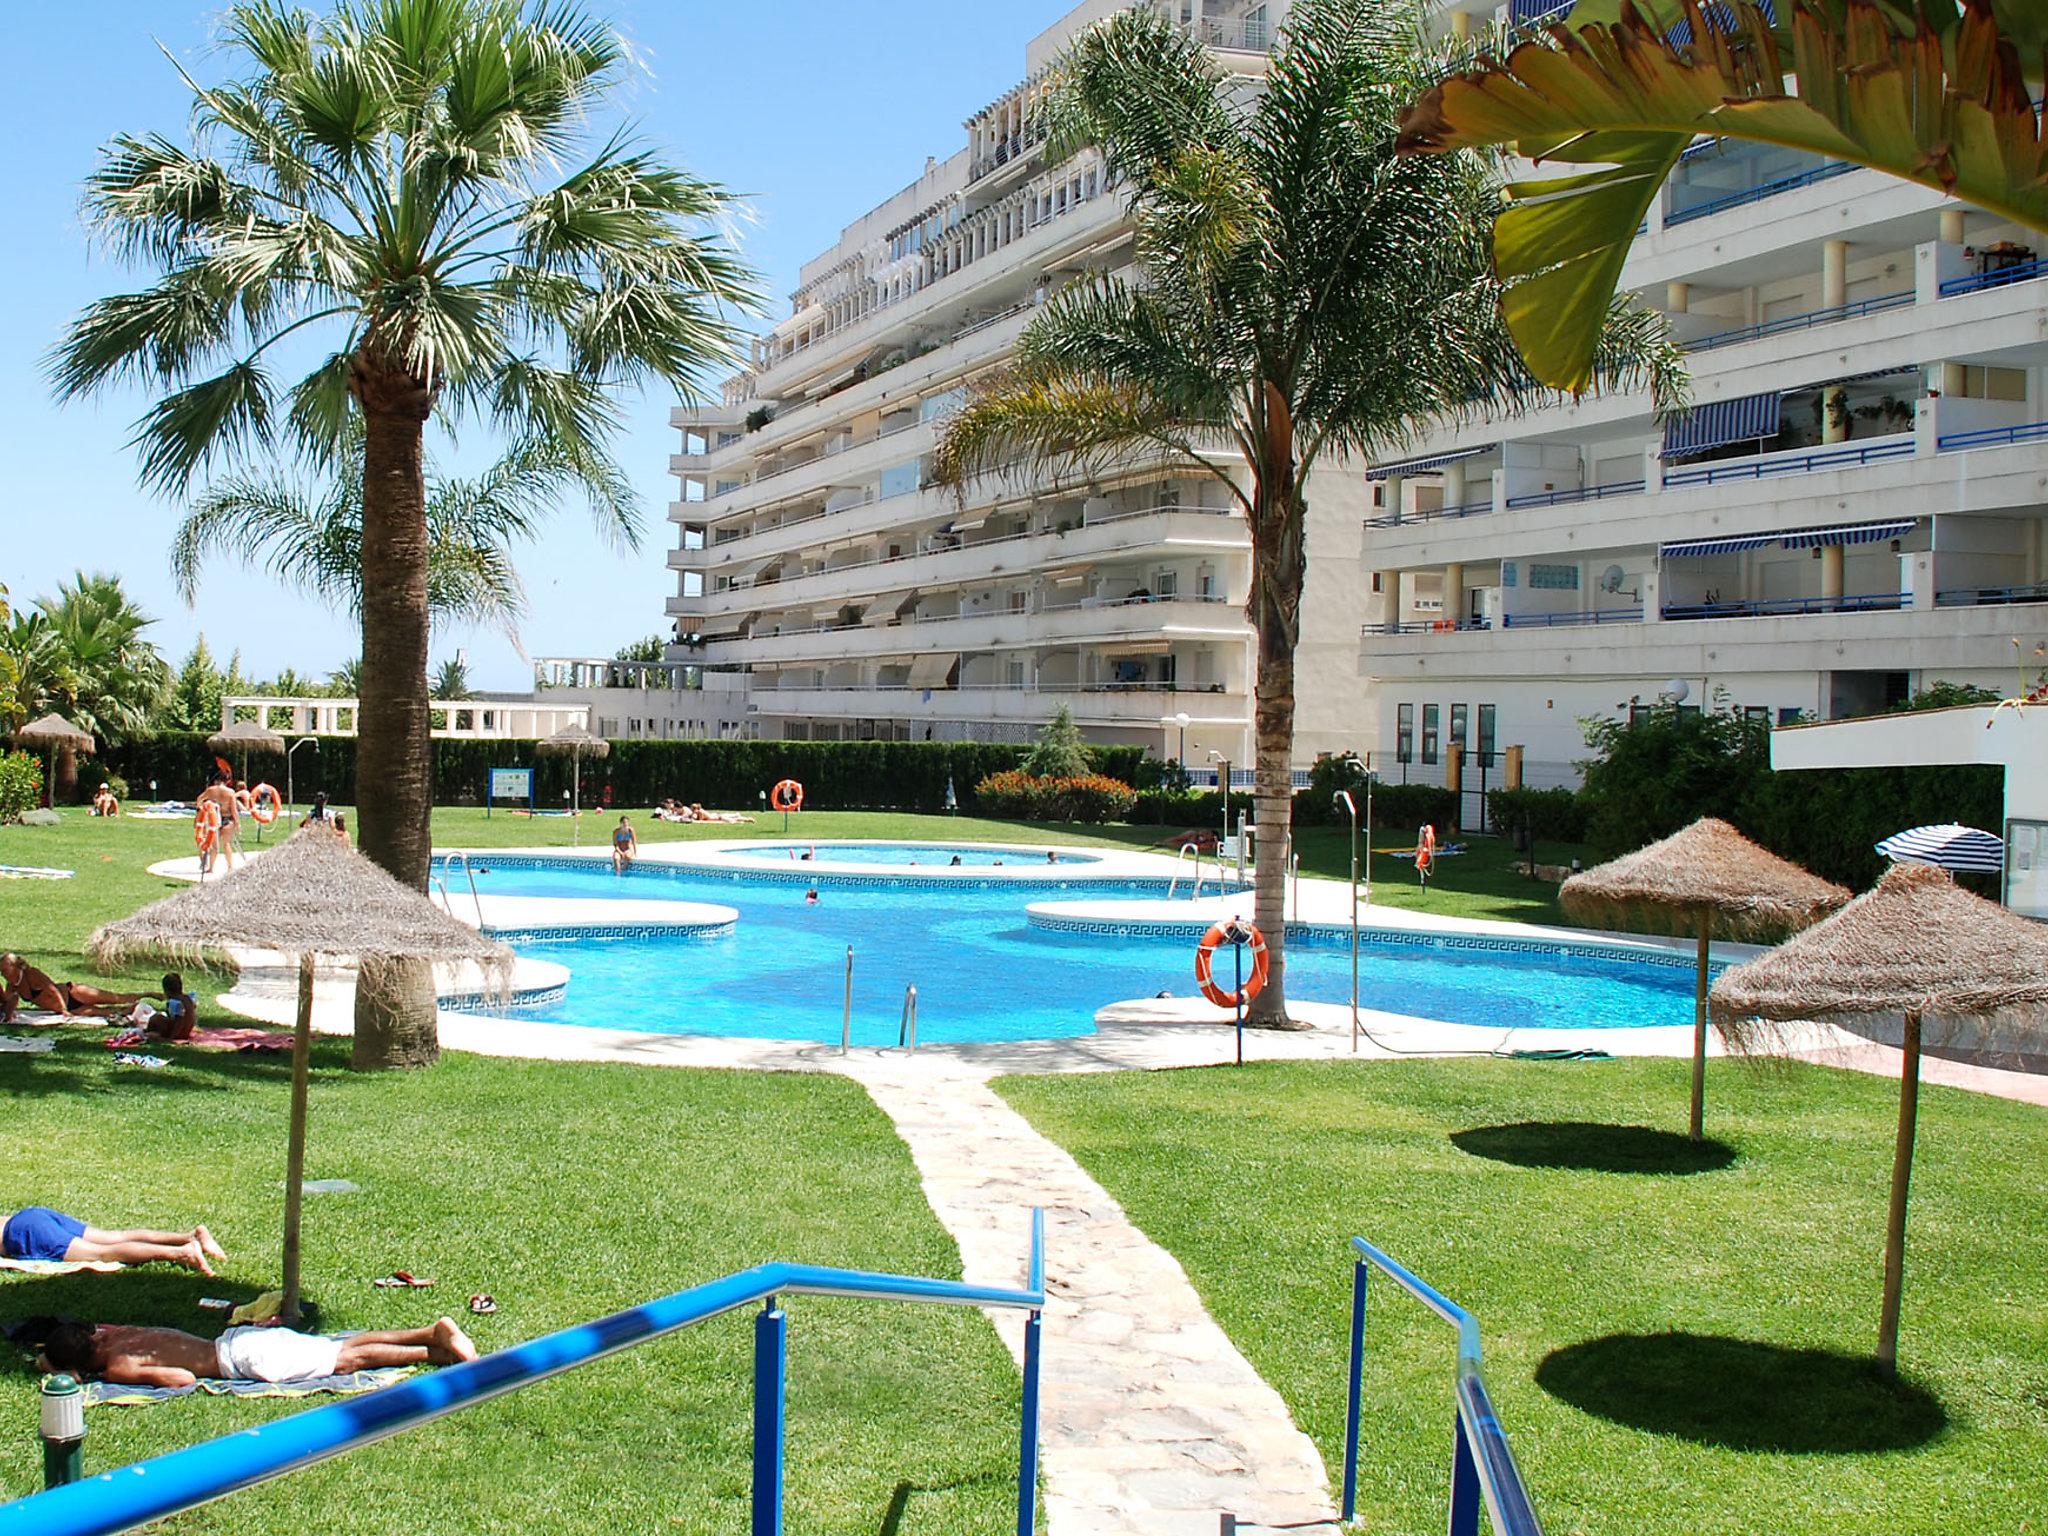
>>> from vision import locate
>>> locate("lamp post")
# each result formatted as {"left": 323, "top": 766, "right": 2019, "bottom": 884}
{"left": 286, "top": 737, "right": 318, "bottom": 820}
{"left": 1208, "top": 750, "right": 1231, "bottom": 878}
{"left": 1334, "top": 790, "right": 1359, "bottom": 1052}
{"left": 1172, "top": 711, "right": 1190, "bottom": 775}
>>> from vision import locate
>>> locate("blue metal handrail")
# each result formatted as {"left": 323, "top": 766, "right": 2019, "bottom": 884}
{"left": 1501, "top": 607, "right": 1641, "bottom": 629}
{"left": 1685, "top": 289, "right": 1914, "bottom": 352}
{"left": 1937, "top": 254, "right": 2048, "bottom": 297}
{"left": 1935, "top": 581, "right": 2048, "bottom": 607}
{"left": 1936, "top": 419, "right": 2048, "bottom": 453}
{"left": 1662, "top": 156, "right": 1857, "bottom": 226}
{"left": 1363, "top": 497, "right": 1495, "bottom": 529}
{"left": 1505, "top": 480, "right": 1645, "bottom": 510}
{"left": 1661, "top": 591, "right": 1907, "bottom": 620}
{"left": 0, "top": 1212, "right": 1048, "bottom": 1536}
{"left": 1342, "top": 1237, "right": 1542, "bottom": 1536}
{"left": 1661, "top": 436, "right": 1914, "bottom": 488}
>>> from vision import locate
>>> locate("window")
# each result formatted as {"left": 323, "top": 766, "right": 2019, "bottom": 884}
{"left": 1477, "top": 704, "right": 1498, "bottom": 767}
{"left": 1744, "top": 705, "right": 1771, "bottom": 727}
{"left": 1008, "top": 591, "right": 1027, "bottom": 613}
{"left": 1528, "top": 563, "right": 1579, "bottom": 590}
{"left": 1501, "top": 561, "right": 1518, "bottom": 588}
{"left": 1777, "top": 706, "right": 1804, "bottom": 726}
{"left": 1156, "top": 570, "right": 1178, "bottom": 598}
{"left": 1449, "top": 704, "right": 1469, "bottom": 756}
{"left": 1396, "top": 704, "right": 1414, "bottom": 763}
{"left": 1007, "top": 660, "right": 1027, "bottom": 687}
{"left": 1422, "top": 704, "right": 1440, "bottom": 765}
{"left": 1198, "top": 569, "right": 1217, "bottom": 598}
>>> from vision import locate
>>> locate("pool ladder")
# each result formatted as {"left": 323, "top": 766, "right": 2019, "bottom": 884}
{"left": 1167, "top": 843, "right": 1208, "bottom": 900}
{"left": 898, "top": 985, "right": 918, "bottom": 1050}
{"left": 435, "top": 851, "right": 485, "bottom": 928}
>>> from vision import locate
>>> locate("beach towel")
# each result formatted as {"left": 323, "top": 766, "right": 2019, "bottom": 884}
{"left": 0, "top": 865, "right": 73, "bottom": 880}
{"left": 0, "top": 1036, "right": 55, "bottom": 1054}
{"left": 0, "top": 1256, "right": 125, "bottom": 1275}
{"left": 86, "top": 1366, "right": 413, "bottom": 1406}
{"left": 106, "top": 1027, "right": 293, "bottom": 1053}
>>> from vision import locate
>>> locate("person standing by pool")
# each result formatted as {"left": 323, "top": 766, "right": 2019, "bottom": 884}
{"left": 197, "top": 773, "right": 241, "bottom": 875}
{"left": 612, "top": 815, "right": 638, "bottom": 874}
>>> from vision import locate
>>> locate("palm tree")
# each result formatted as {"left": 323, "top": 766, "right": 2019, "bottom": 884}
{"left": 52, "top": 0, "right": 758, "bottom": 1068}
{"left": 174, "top": 427, "right": 636, "bottom": 646}
{"left": 4, "top": 575, "right": 169, "bottom": 800}
{"left": 935, "top": 0, "right": 1685, "bottom": 1024}
{"left": 1397, "top": 1, "right": 2048, "bottom": 391}
{"left": 432, "top": 657, "right": 471, "bottom": 700}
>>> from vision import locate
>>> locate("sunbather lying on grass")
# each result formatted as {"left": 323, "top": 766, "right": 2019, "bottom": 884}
{"left": 3, "top": 1206, "right": 226, "bottom": 1273}
{"left": 35, "top": 1317, "right": 477, "bottom": 1387}
{"left": 0, "top": 952, "right": 147, "bottom": 1022}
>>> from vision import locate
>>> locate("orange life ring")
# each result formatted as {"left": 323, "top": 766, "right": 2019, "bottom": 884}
{"left": 1194, "top": 920, "right": 1269, "bottom": 1009}
{"left": 248, "top": 783, "right": 281, "bottom": 824}
{"left": 194, "top": 801, "right": 221, "bottom": 852}
{"left": 771, "top": 780, "right": 804, "bottom": 813}
{"left": 1416, "top": 823, "right": 1437, "bottom": 873}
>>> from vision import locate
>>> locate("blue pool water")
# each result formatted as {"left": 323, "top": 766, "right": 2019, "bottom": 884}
{"left": 464, "top": 859, "right": 1701, "bottom": 1045}
{"left": 726, "top": 841, "right": 1101, "bottom": 867}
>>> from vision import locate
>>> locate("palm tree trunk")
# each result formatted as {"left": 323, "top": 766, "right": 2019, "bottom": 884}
{"left": 350, "top": 366, "right": 440, "bottom": 1070}
{"left": 1245, "top": 392, "right": 1308, "bottom": 1030}
{"left": 55, "top": 744, "right": 80, "bottom": 806}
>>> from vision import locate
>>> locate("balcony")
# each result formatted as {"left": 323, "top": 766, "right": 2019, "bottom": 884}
{"left": 1500, "top": 606, "right": 1644, "bottom": 630}
{"left": 703, "top": 595, "right": 1246, "bottom": 666}
{"left": 1684, "top": 290, "right": 1916, "bottom": 354}
{"left": 1659, "top": 434, "right": 1916, "bottom": 490}
{"left": 753, "top": 682, "right": 1251, "bottom": 728}
{"left": 1662, "top": 140, "right": 1858, "bottom": 228}
{"left": 1661, "top": 592, "right": 1908, "bottom": 621}
{"left": 1505, "top": 479, "right": 1647, "bottom": 511}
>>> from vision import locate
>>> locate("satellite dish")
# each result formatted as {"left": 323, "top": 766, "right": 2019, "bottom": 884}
{"left": 1599, "top": 564, "right": 1627, "bottom": 593}
{"left": 1659, "top": 678, "right": 1691, "bottom": 704}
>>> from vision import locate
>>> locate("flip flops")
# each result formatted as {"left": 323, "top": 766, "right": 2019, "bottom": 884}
{"left": 373, "top": 1271, "right": 434, "bottom": 1289}
{"left": 467, "top": 1294, "right": 497, "bottom": 1315}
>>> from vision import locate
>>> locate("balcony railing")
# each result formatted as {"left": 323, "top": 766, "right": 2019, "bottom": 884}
{"left": 1663, "top": 150, "right": 1858, "bottom": 227}
{"left": 1363, "top": 497, "right": 1495, "bottom": 530}
{"left": 1506, "top": 480, "right": 1645, "bottom": 510}
{"left": 1685, "top": 290, "right": 1915, "bottom": 353}
{"left": 1363, "top": 618, "right": 1493, "bottom": 636}
{"left": 1937, "top": 254, "right": 2048, "bottom": 298}
{"left": 1662, "top": 591, "right": 1908, "bottom": 620}
{"left": 730, "top": 591, "right": 1238, "bottom": 644}
{"left": 1936, "top": 419, "right": 2048, "bottom": 453}
{"left": 1936, "top": 581, "right": 2048, "bottom": 607}
{"left": 1501, "top": 607, "right": 1642, "bottom": 629}
{"left": 970, "top": 123, "right": 1049, "bottom": 183}
{"left": 1661, "top": 436, "right": 1914, "bottom": 488}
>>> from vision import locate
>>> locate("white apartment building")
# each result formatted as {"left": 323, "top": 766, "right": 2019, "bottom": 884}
{"left": 665, "top": 0, "right": 1371, "bottom": 769}
{"left": 1363, "top": 1, "right": 2048, "bottom": 802}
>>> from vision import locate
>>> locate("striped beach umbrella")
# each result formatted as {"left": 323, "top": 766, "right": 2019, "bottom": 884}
{"left": 1875, "top": 824, "right": 2005, "bottom": 875}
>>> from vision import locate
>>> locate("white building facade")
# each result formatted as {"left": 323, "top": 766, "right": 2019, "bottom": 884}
{"left": 1363, "top": 2, "right": 2048, "bottom": 805}
{"left": 664, "top": 0, "right": 1371, "bottom": 770}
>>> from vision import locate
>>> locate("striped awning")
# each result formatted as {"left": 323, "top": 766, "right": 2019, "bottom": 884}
{"left": 1366, "top": 444, "right": 1493, "bottom": 481}
{"left": 1661, "top": 519, "right": 1916, "bottom": 559}
{"left": 1876, "top": 824, "right": 2004, "bottom": 874}
{"left": 1778, "top": 520, "right": 1914, "bottom": 549}
{"left": 1663, "top": 392, "right": 1781, "bottom": 459}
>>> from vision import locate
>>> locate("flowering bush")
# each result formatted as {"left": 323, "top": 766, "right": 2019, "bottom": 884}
{"left": 973, "top": 769, "right": 1137, "bottom": 824}
{"left": 0, "top": 750, "right": 43, "bottom": 824}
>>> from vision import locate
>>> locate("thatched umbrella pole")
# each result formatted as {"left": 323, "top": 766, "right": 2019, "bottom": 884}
{"left": 1690, "top": 909, "right": 1711, "bottom": 1142}
{"left": 537, "top": 724, "right": 609, "bottom": 849}
{"left": 280, "top": 953, "right": 316, "bottom": 1323}
{"left": 1876, "top": 1009, "right": 1922, "bottom": 1373}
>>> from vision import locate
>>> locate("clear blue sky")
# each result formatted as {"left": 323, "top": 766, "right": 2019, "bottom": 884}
{"left": 1, "top": 1, "right": 1054, "bottom": 691}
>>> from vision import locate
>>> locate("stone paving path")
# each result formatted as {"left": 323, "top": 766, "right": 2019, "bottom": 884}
{"left": 842, "top": 1055, "right": 1338, "bottom": 1536}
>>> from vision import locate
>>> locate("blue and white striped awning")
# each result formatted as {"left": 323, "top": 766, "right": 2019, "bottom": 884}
{"left": 1366, "top": 444, "right": 1493, "bottom": 481}
{"left": 1778, "top": 520, "right": 1914, "bottom": 549}
{"left": 1876, "top": 824, "right": 2005, "bottom": 874}
{"left": 1661, "top": 519, "right": 1916, "bottom": 559}
{"left": 1667, "top": 0, "right": 1775, "bottom": 47}
{"left": 1663, "top": 392, "right": 1782, "bottom": 459}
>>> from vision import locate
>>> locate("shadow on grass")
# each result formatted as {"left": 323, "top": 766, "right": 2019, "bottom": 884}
{"left": 1450, "top": 1121, "right": 1737, "bottom": 1175}
{"left": 1536, "top": 1332, "right": 1947, "bottom": 1453}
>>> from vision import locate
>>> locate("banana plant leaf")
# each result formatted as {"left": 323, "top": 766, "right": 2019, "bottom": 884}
{"left": 1400, "top": 0, "right": 2048, "bottom": 393}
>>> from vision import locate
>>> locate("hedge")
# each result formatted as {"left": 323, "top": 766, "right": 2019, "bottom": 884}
{"left": 96, "top": 733, "right": 1149, "bottom": 815}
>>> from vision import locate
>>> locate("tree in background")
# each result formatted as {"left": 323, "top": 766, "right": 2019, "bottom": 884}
{"left": 1023, "top": 705, "right": 1092, "bottom": 780}
{"left": 613, "top": 635, "right": 668, "bottom": 664}
{"left": 328, "top": 658, "right": 362, "bottom": 698}
{"left": 432, "top": 657, "right": 471, "bottom": 700}
{"left": 2, "top": 574, "right": 169, "bottom": 799}
{"left": 54, "top": 0, "right": 758, "bottom": 1068}
{"left": 936, "top": 0, "right": 1684, "bottom": 1023}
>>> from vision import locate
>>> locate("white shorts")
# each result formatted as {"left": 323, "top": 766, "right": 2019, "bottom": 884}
{"left": 214, "top": 1326, "right": 344, "bottom": 1382}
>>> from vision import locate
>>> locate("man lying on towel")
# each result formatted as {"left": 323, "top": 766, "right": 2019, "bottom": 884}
{"left": 3, "top": 1206, "right": 227, "bottom": 1274}
{"left": 0, "top": 953, "right": 147, "bottom": 1022}
{"left": 37, "top": 1316, "right": 478, "bottom": 1387}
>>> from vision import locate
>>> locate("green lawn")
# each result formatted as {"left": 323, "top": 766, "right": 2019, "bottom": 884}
{"left": 0, "top": 1042, "right": 1026, "bottom": 1531}
{"left": 998, "top": 1059, "right": 2048, "bottom": 1536}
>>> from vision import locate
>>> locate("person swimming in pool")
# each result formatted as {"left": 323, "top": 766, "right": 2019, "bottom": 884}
{"left": 0, "top": 954, "right": 147, "bottom": 1023}
{"left": 612, "top": 815, "right": 638, "bottom": 874}
{"left": 2, "top": 1205, "right": 226, "bottom": 1273}
{"left": 34, "top": 1316, "right": 476, "bottom": 1388}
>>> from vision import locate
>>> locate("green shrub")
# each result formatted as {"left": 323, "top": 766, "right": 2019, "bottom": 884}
{"left": 1022, "top": 706, "right": 1091, "bottom": 779}
{"left": 0, "top": 751, "right": 42, "bottom": 823}
{"left": 1488, "top": 786, "right": 1587, "bottom": 846}
{"left": 1127, "top": 788, "right": 1253, "bottom": 827}
{"left": 973, "top": 770, "right": 1137, "bottom": 823}
{"left": 1291, "top": 753, "right": 1373, "bottom": 826}
{"left": 1367, "top": 782, "right": 1459, "bottom": 837}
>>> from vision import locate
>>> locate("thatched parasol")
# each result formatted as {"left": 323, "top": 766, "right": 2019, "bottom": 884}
{"left": 207, "top": 717, "right": 286, "bottom": 780}
{"left": 535, "top": 721, "right": 609, "bottom": 844}
{"left": 91, "top": 828, "right": 512, "bottom": 1322}
{"left": 1561, "top": 818, "right": 1849, "bottom": 1141}
{"left": 15, "top": 713, "right": 95, "bottom": 808}
{"left": 1711, "top": 861, "right": 2048, "bottom": 1372}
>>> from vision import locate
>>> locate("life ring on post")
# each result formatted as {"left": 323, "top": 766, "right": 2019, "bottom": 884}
{"left": 1416, "top": 823, "right": 1438, "bottom": 875}
{"left": 248, "top": 784, "right": 281, "bottom": 824}
{"left": 771, "top": 780, "right": 804, "bottom": 813}
{"left": 193, "top": 801, "right": 221, "bottom": 852}
{"left": 1194, "top": 920, "right": 1269, "bottom": 1009}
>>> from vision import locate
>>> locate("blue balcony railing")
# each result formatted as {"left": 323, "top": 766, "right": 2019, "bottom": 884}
{"left": 0, "top": 1215, "right": 1048, "bottom": 1536}
{"left": 1663, "top": 153, "right": 1857, "bottom": 226}
{"left": 1366, "top": 618, "right": 1494, "bottom": 635}
{"left": 1935, "top": 581, "right": 2048, "bottom": 608}
{"left": 1661, "top": 437, "right": 1914, "bottom": 488}
{"left": 1505, "top": 480, "right": 1645, "bottom": 510}
{"left": 1936, "top": 419, "right": 2048, "bottom": 453}
{"left": 1364, "top": 497, "right": 1496, "bottom": 529}
{"left": 1502, "top": 607, "right": 1642, "bottom": 629}
{"left": 1662, "top": 592, "right": 1907, "bottom": 621}
{"left": 1685, "top": 290, "right": 1915, "bottom": 352}
{"left": 1937, "top": 255, "right": 2048, "bottom": 298}
{"left": 1341, "top": 1237, "right": 1543, "bottom": 1536}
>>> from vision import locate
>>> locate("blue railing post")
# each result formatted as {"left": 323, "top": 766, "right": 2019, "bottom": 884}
{"left": 1341, "top": 1260, "right": 1367, "bottom": 1523}
{"left": 752, "top": 1299, "right": 787, "bottom": 1536}
{"left": 1016, "top": 1310, "right": 1043, "bottom": 1536}
{"left": 1447, "top": 1412, "right": 1480, "bottom": 1536}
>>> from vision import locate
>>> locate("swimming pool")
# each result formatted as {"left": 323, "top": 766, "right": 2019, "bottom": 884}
{"left": 457, "top": 857, "right": 1703, "bottom": 1046}
{"left": 726, "top": 841, "right": 1102, "bottom": 868}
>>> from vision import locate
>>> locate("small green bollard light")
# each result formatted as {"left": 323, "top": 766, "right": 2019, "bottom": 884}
{"left": 40, "top": 1373, "right": 85, "bottom": 1489}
